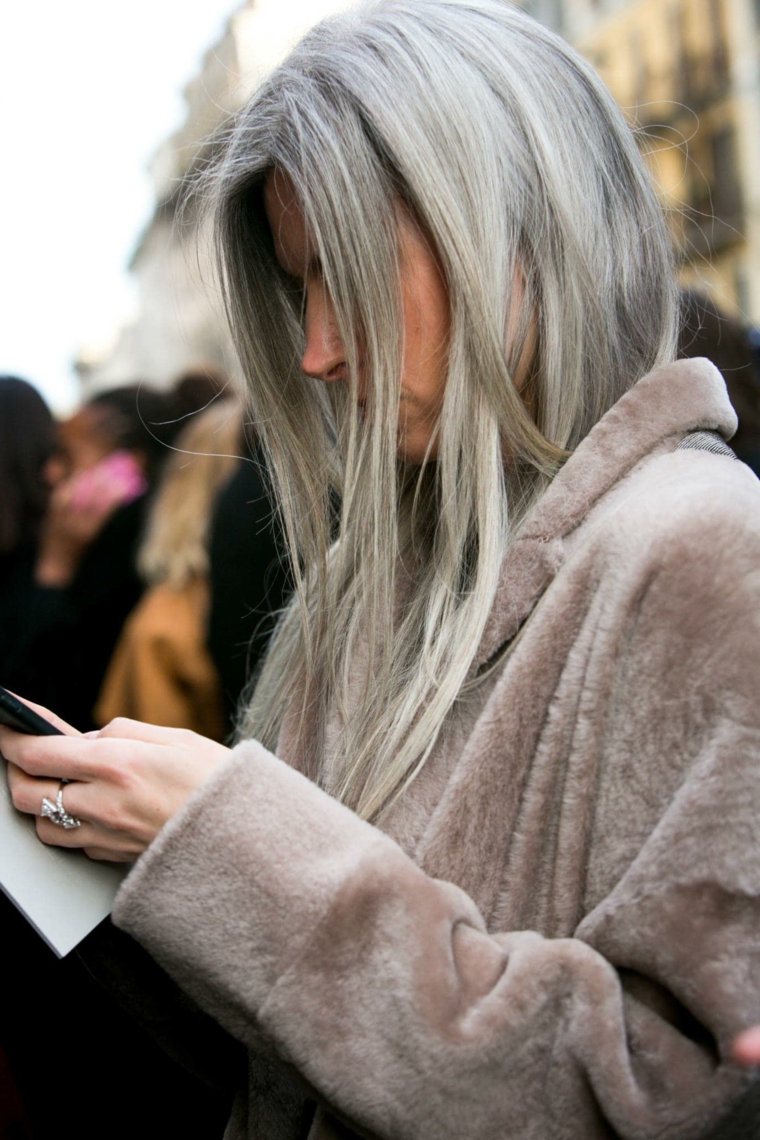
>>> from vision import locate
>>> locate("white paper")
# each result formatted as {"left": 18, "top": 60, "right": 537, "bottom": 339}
{"left": 0, "top": 771, "right": 126, "bottom": 957}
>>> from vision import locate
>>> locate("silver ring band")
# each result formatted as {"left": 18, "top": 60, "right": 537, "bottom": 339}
{"left": 41, "top": 782, "right": 81, "bottom": 829}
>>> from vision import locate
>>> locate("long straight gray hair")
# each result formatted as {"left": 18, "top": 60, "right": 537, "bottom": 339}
{"left": 208, "top": 0, "right": 677, "bottom": 821}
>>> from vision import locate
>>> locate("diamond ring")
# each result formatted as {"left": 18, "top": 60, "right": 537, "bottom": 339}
{"left": 41, "top": 782, "right": 81, "bottom": 829}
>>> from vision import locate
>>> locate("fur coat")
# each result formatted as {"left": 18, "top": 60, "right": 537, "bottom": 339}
{"left": 110, "top": 358, "right": 760, "bottom": 1139}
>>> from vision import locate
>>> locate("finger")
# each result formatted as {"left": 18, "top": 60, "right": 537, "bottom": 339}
{"left": 37, "top": 816, "right": 100, "bottom": 848}
{"left": 9, "top": 767, "right": 99, "bottom": 830}
{"left": 732, "top": 1027, "right": 760, "bottom": 1067}
{"left": 84, "top": 848, "right": 135, "bottom": 864}
{"left": 95, "top": 717, "right": 196, "bottom": 746}
{"left": 1, "top": 732, "right": 100, "bottom": 781}
{"left": 14, "top": 764, "right": 152, "bottom": 847}
{"left": 7, "top": 764, "right": 63, "bottom": 817}
{"left": 32, "top": 776, "right": 125, "bottom": 835}
{"left": 36, "top": 816, "right": 142, "bottom": 860}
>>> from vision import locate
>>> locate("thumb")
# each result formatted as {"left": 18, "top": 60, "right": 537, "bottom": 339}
{"left": 732, "top": 1027, "right": 760, "bottom": 1067}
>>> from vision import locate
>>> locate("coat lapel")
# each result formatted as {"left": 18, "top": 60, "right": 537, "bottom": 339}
{"left": 416, "top": 358, "right": 737, "bottom": 926}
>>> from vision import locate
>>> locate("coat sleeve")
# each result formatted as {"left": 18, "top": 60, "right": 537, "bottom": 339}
{"left": 111, "top": 486, "right": 760, "bottom": 1140}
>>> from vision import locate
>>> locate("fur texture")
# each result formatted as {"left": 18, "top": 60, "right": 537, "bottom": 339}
{"left": 113, "top": 359, "right": 760, "bottom": 1139}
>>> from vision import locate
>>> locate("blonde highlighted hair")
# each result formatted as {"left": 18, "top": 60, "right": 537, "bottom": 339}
{"left": 138, "top": 401, "right": 241, "bottom": 589}
{"left": 205, "top": 0, "right": 678, "bottom": 820}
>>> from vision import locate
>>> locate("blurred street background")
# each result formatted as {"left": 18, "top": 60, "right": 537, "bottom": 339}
{"left": 2, "top": 0, "right": 759, "bottom": 409}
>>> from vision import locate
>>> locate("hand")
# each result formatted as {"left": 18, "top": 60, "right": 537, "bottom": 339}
{"left": 732, "top": 1027, "right": 760, "bottom": 1067}
{"left": 2, "top": 700, "right": 230, "bottom": 862}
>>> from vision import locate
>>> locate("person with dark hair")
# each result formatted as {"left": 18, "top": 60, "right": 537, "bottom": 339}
{"left": 170, "top": 364, "right": 229, "bottom": 421}
{"left": 1, "top": 384, "right": 174, "bottom": 729}
{"left": 3, "top": 377, "right": 240, "bottom": 730}
{"left": 85, "top": 384, "right": 185, "bottom": 479}
{"left": 0, "top": 375, "right": 56, "bottom": 686}
{"left": 0, "top": 375, "right": 55, "bottom": 558}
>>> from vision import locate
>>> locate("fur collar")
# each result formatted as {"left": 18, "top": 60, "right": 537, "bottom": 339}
{"left": 473, "top": 358, "right": 737, "bottom": 669}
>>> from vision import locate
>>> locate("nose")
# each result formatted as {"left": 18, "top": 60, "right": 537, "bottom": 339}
{"left": 300, "top": 284, "right": 347, "bottom": 382}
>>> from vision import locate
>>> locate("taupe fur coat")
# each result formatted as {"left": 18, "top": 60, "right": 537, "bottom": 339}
{"left": 112, "top": 359, "right": 760, "bottom": 1139}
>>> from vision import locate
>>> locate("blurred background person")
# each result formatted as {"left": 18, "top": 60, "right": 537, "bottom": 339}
{"left": 170, "top": 363, "right": 230, "bottom": 419}
{"left": 0, "top": 375, "right": 56, "bottom": 563}
{"left": 96, "top": 399, "right": 241, "bottom": 739}
{"left": 0, "top": 380, "right": 221, "bottom": 731}
{"left": 1, "top": 383, "right": 171, "bottom": 729}
{"left": 0, "top": 363, "right": 290, "bottom": 742}
{"left": 0, "top": 375, "right": 56, "bottom": 664}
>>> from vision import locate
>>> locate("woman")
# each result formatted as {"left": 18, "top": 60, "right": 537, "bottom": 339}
{"left": 3, "top": 2, "right": 760, "bottom": 1137}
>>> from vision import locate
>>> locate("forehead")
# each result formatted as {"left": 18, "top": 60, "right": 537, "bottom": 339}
{"left": 263, "top": 168, "right": 313, "bottom": 278}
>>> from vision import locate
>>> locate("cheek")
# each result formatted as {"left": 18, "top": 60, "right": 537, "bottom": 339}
{"left": 394, "top": 210, "right": 451, "bottom": 429}
{"left": 402, "top": 297, "right": 449, "bottom": 398}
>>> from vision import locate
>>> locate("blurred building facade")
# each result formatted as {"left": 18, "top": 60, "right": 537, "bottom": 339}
{"left": 77, "top": 0, "right": 355, "bottom": 395}
{"left": 542, "top": 0, "right": 760, "bottom": 321}
{"left": 76, "top": 14, "right": 241, "bottom": 395}
{"left": 79, "top": 0, "right": 760, "bottom": 395}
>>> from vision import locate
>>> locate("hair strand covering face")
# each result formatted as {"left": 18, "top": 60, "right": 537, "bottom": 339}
{"left": 203, "top": 0, "right": 678, "bottom": 821}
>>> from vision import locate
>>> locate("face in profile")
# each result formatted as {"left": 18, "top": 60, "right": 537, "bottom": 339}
{"left": 264, "top": 168, "right": 451, "bottom": 465}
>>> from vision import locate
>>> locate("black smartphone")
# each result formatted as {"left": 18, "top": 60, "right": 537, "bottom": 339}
{"left": 0, "top": 686, "right": 63, "bottom": 737}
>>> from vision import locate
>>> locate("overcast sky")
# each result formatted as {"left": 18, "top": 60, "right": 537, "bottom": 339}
{"left": 0, "top": 1, "right": 240, "bottom": 413}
